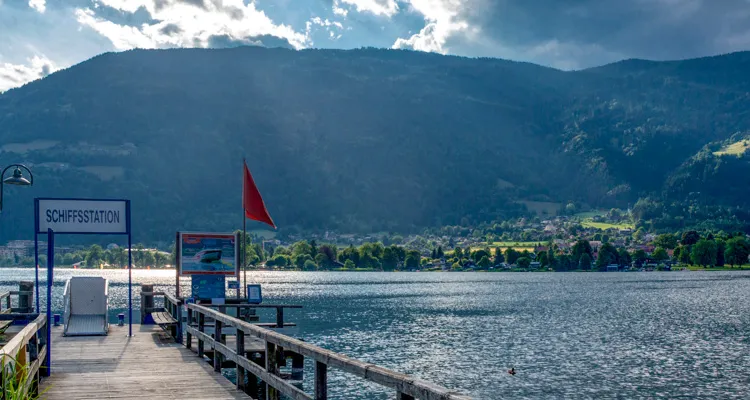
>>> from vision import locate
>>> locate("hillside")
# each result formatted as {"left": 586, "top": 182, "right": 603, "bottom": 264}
{"left": 1, "top": 48, "right": 750, "bottom": 243}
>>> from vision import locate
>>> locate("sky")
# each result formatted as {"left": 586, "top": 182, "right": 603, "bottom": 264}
{"left": 1, "top": 0, "right": 750, "bottom": 92}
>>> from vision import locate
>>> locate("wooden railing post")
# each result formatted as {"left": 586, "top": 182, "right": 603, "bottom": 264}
{"left": 28, "top": 329, "right": 40, "bottom": 397}
{"left": 236, "top": 327, "right": 245, "bottom": 391}
{"left": 174, "top": 299, "right": 183, "bottom": 344}
{"left": 265, "top": 341, "right": 279, "bottom": 400}
{"left": 275, "top": 307, "right": 284, "bottom": 328}
{"left": 213, "top": 314, "right": 223, "bottom": 372}
{"left": 197, "top": 312, "right": 205, "bottom": 358}
{"left": 18, "top": 281, "right": 33, "bottom": 313}
{"left": 141, "top": 284, "right": 153, "bottom": 324}
{"left": 185, "top": 307, "right": 193, "bottom": 349}
{"left": 315, "top": 361, "right": 327, "bottom": 400}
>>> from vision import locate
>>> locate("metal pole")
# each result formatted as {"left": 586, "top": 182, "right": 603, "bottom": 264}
{"left": 243, "top": 217, "right": 247, "bottom": 299}
{"left": 127, "top": 201, "right": 132, "bottom": 337}
{"left": 44, "top": 228, "right": 54, "bottom": 377}
{"left": 175, "top": 231, "right": 180, "bottom": 299}
{"left": 34, "top": 232, "right": 39, "bottom": 313}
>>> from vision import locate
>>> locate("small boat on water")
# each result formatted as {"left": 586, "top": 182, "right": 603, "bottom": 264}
{"left": 196, "top": 249, "right": 222, "bottom": 263}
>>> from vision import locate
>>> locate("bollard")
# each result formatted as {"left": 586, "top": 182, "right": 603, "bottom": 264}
{"left": 118, "top": 313, "right": 125, "bottom": 326}
{"left": 53, "top": 314, "right": 61, "bottom": 326}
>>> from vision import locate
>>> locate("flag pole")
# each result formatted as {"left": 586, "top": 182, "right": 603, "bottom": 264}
{"left": 243, "top": 158, "right": 248, "bottom": 299}
{"left": 243, "top": 215, "right": 247, "bottom": 299}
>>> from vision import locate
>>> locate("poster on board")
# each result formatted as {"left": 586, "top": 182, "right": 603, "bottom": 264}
{"left": 178, "top": 232, "right": 239, "bottom": 276}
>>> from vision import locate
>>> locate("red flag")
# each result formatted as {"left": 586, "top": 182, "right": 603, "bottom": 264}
{"left": 243, "top": 162, "right": 276, "bottom": 229}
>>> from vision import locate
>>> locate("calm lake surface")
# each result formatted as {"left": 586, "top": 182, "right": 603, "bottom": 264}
{"left": 2, "top": 269, "right": 750, "bottom": 399}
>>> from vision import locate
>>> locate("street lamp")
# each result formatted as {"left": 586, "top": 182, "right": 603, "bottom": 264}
{"left": 0, "top": 164, "right": 34, "bottom": 212}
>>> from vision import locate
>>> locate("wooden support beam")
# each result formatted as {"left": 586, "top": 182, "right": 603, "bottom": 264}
{"left": 266, "top": 341, "right": 279, "bottom": 400}
{"left": 315, "top": 361, "right": 327, "bottom": 400}
{"left": 197, "top": 312, "right": 205, "bottom": 358}
{"left": 236, "top": 327, "right": 245, "bottom": 392}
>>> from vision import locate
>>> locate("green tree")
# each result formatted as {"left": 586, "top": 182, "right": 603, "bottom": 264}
{"left": 504, "top": 247, "right": 520, "bottom": 264}
{"left": 317, "top": 244, "right": 338, "bottom": 268}
{"left": 436, "top": 246, "right": 444, "bottom": 259}
{"left": 571, "top": 240, "right": 593, "bottom": 265}
{"left": 339, "top": 245, "right": 360, "bottom": 265}
{"left": 654, "top": 233, "right": 678, "bottom": 249}
{"left": 267, "top": 255, "right": 289, "bottom": 267}
{"left": 86, "top": 245, "right": 104, "bottom": 268}
{"left": 617, "top": 248, "right": 632, "bottom": 267}
{"left": 477, "top": 255, "right": 491, "bottom": 268}
{"left": 359, "top": 252, "right": 382, "bottom": 269}
{"left": 652, "top": 247, "right": 669, "bottom": 262}
{"left": 471, "top": 249, "right": 490, "bottom": 263}
{"left": 516, "top": 257, "right": 531, "bottom": 269}
{"left": 715, "top": 239, "right": 726, "bottom": 266}
{"left": 691, "top": 239, "right": 717, "bottom": 267}
{"left": 294, "top": 253, "right": 313, "bottom": 269}
{"left": 291, "top": 241, "right": 312, "bottom": 258}
{"left": 681, "top": 231, "right": 701, "bottom": 246}
{"left": 595, "top": 243, "right": 618, "bottom": 270}
{"left": 493, "top": 247, "right": 505, "bottom": 265}
{"left": 454, "top": 247, "right": 463, "bottom": 259}
{"left": 382, "top": 246, "right": 399, "bottom": 271}
{"left": 303, "top": 259, "right": 318, "bottom": 271}
{"left": 579, "top": 253, "right": 592, "bottom": 270}
{"left": 725, "top": 236, "right": 750, "bottom": 267}
{"left": 344, "top": 259, "right": 355, "bottom": 269}
{"left": 632, "top": 249, "right": 648, "bottom": 267}
{"left": 309, "top": 240, "right": 318, "bottom": 258}
{"left": 404, "top": 250, "right": 420, "bottom": 270}
{"left": 678, "top": 245, "right": 692, "bottom": 264}
{"left": 536, "top": 251, "right": 548, "bottom": 267}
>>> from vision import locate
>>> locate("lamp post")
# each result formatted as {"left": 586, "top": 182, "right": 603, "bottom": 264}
{"left": 0, "top": 164, "right": 34, "bottom": 212}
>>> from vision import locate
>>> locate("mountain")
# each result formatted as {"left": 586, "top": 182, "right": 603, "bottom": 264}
{"left": 1, "top": 47, "right": 749, "bottom": 244}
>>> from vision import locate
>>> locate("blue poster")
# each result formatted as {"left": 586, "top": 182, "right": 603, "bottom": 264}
{"left": 191, "top": 275, "right": 226, "bottom": 300}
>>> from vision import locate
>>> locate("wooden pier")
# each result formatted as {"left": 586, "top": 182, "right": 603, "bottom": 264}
{"left": 0, "top": 287, "right": 471, "bottom": 400}
{"left": 42, "top": 324, "right": 248, "bottom": 399}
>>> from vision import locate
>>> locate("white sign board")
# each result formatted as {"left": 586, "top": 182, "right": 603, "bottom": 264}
{"left": 37, "top": 199, "right": 128, "bottom": 234}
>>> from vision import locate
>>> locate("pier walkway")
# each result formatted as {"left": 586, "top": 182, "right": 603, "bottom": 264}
{"left": 42, "top": 324, "right": 248, "bottom": 399}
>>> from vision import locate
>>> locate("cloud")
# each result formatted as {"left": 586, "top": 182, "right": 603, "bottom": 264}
{"left": 28, "top": 0, "right": 45, "bottom": 13}
{"left": 337, "top": 0, "right": 398, "bottom": 17}
{"left": 0, "top": 55, "right": 56, "bottom": 92}
{"left": 75, "top": 0, "right": 311, "bottom": 51}
{"left": 392, "top": 0, "right": 472, "bottom": 54}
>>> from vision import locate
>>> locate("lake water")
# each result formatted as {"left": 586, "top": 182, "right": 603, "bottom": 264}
{"left": 2, "top": 269, "right": 750, "bottom": 399}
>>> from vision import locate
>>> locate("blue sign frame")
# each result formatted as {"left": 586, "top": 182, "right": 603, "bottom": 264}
{"left": 247, "top": 284, "right": 262, "bottom": 304}
{"left": 33, "top": 197, "right": 132, "bottom": 378}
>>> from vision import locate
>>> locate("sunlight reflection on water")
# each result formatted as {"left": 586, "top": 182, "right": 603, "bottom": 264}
{"left": 2, "top": 269, "right": 750, "bottom": 399}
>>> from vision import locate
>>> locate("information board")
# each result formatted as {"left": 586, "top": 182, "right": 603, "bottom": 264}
{"left": 36, "top": 198, "right": 128, "bottom": 234}
{"left": 191, "top": 275, "right": 226, "bottom": 300}
{"left": 178, "top": 232, "right": 239, "bottom": 276}
{"left": 247, "top": 284, "right": 262, "bottom": 304}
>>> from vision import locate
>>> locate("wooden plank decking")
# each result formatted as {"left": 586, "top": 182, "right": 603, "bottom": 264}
{"left": 42, "top": 324, "right": 251, "bottom": 400}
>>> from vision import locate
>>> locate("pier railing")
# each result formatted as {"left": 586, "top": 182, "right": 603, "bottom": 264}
{"left": 0, "top": 314, "right": 48, "bottom": 397}
{"left": 0, "top": 287, "right": 33, "bottom": 314}
{"left": 185, "top": 303, "right": 471, "bottom": 400}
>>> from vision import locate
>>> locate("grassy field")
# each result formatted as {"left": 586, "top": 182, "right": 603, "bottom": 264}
{"left": 683, "top": 264, "right": 750, "bottom": 271}
{"left": 581, "top": 221, "right": 635, "bottom": 230}
{"left": 713, "top": 140, "right": 750, "bottom": 156}
{"left": 574, "top": 210, "right": 608, "bottom": 219}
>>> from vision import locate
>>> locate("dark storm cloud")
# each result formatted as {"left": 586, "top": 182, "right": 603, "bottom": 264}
{"left": 159, "top": 23, "right": 182, "bottom": 35}
{"left": 465, "top": 0, "right": 750, "bottom": 68}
